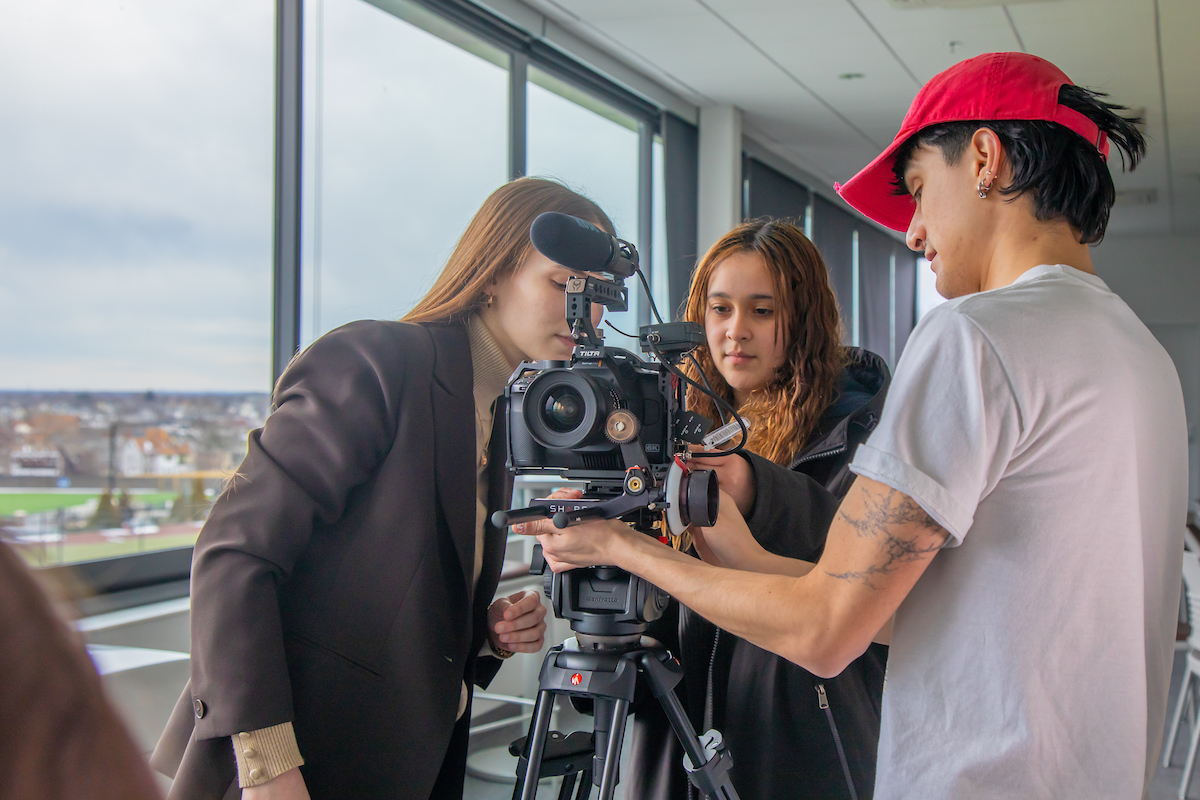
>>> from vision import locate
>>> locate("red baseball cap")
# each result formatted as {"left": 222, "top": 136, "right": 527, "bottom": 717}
{"left": 835, "top": 52, "right": 1111, "bottom": 232}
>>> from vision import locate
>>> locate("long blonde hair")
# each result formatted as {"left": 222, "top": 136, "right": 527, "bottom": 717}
{"left": 403, "top": 178, "right": 613, "bottom": 324}
{"left": 683, "top": 220, "right": 846, "bottom": 466}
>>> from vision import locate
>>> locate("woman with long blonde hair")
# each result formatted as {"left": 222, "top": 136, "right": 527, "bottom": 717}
{"left": 154, "top": 178, "right": 612, "bottom": 800}
{"left": 630, "top": 219, "right": 891, "bottom": 800}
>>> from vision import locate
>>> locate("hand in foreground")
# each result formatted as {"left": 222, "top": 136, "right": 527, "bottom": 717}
{"left": 242, "top": 767, "right": 310, "bottom": 800}
{"left": 688, "top": 446, "right": 756, "bottom": 517}
{"left": 487, "top": 589, "right": 548, "bottom": 654}
{"left": 689, "top": 488, "right": 767, "bottom": 571}
{"left": 511, "top": 488, "right": 639, "bottom": 573}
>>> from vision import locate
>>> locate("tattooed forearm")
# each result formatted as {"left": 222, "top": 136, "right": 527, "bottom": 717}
{"left": 836, "top": 484, "right": 944, "bottom": 537}
{"left": 825, "top": 486, "right": 948, "bottom": 590}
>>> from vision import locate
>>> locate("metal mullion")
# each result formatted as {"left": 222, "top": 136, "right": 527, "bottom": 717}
{"left": 637, "top": 120, "right": 653, "bottom": 327}
{"left": 509, "top": 52, "right": 527, "bottom": 180}
{"left": 272, "top": 0, "right": 304, "bottom": 388}
{"left": 851, "top": 230, "right": 860, "bottom": 347}
{"left": 889, "top": 251, "right": 897, "bottom": 367}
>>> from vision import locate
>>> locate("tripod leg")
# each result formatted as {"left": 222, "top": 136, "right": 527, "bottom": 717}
{"left": 596, "top": 698, "right": 630, "bottom": 800}
{"left": 516, "top": 690, "right": 557, "bottom": 800}
{"left": 558, "top": 772, "right": 578, "bottom": 800}
{"left": 657, "top": 689, "right": 740, "bottom": 800}
{"left": 658, "top": 690, "right": 711, "bottom": 778}
{"left": 575, "top": 771, "right": 592, "bottom": 800}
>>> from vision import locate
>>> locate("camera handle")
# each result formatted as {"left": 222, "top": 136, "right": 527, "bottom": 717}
{"left": 565, "top": 275, "right": 628, "bottom": 349}
{"left": 491, "top": 489, "right": 660, "bottom": 532}
{"left": 510, "top": 637, "right": 740, "bottom": 800}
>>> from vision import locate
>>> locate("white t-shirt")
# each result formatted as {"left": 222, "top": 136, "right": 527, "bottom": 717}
{"left": 849, "top": 264, "right": 1188, "bottom": 800}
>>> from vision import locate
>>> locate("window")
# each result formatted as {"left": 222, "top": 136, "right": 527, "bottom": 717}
{"left": 0, "top": 0, "right": 274, "bottom": 566}
{"left": 301, "top": 0, "right": 509, "bottom": 345}
{"left": 651, "top": 137, "right": 670, "bottom": 320}
{"left": 527, "top": 66, "right": 643, "bottom": 349}
{"left": 0, "top": 0, "right": 668, "bottom": 579}
{"left": 916, "top": 257, "right": 946, "bottom": 319}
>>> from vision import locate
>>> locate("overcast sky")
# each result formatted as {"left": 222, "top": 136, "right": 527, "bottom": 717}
{"left": 0, "top": 0, "right": 652, "bottom": 393}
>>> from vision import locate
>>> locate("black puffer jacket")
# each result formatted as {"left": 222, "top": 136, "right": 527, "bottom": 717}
{"left": 626, "top": 348, "right": 890, "bottom": 800}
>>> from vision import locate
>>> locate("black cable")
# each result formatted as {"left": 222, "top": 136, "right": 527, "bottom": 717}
{"left": 604, "top": 321, "right": 637, "bottom": 340}
{"left": 634, "top": 264, "right": 665, "bottom": 325}
{"left": 686, "top": 351, "right": 726, "bottom": 426}
{"left": 612, "top": 324, "right": 736, "bottom": 437}
{"left": 649, "top": 340, "right": 748, "bottom": 457}
{"left": 615, "top": 264, "right": 745, "bottom": 452}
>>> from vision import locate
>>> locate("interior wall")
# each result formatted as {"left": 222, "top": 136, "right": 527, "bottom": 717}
{"left": 1092, "top": 234, "right": 1200, "bottom": 504}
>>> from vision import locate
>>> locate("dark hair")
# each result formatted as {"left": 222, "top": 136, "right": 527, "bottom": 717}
{"left": 891, "top": 85, "right": 1146, "bottom": 244}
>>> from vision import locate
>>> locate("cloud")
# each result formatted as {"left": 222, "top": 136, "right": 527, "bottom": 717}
{"left": 1, "top": 0, "right": 652, "bottom": 389}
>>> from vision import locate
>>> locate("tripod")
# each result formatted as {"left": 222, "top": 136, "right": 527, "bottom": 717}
{"left": 510, "top": 634, "right": 739, "bottom": 800}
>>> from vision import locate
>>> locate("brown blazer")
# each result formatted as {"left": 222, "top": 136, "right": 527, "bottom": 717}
{"left": 152, "top": 319, "right": 513, "bottom": 799}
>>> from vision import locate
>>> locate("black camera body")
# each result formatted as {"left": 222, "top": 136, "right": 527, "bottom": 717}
{"left": 508, "top": 348, "right": 671, "bottom": 477}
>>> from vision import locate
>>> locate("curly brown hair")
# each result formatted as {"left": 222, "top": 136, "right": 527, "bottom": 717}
{"left": 683, "top": 219, "right": 846, "bottom": 466}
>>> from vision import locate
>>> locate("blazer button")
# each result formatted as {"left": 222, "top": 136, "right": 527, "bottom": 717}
{"left": 249, "top": 768, "right": 262, "bottom": 781}
{"left": 193, "top": 698, "right": 207, "bottom": 719}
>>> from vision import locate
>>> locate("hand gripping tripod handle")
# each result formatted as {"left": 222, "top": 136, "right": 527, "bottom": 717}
{"left": 551, "top": 506, "right": 609, "bottom": 529}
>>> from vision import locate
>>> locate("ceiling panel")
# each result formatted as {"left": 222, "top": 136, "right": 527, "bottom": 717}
{"left": 850, "top": 0, "right": 1025, "bottom": 81}
{"left": 716, "top": 1, "right": 919, "bottom": 147}
{"left": 518, "top": 0, "right": 1197, "bottom": 234}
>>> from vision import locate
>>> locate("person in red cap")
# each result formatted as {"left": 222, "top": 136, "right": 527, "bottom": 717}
{"left": 517, "top": 52, "right": 1188, "bottom": 799}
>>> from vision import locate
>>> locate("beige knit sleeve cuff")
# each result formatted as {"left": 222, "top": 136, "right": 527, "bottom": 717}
{"left": 232, "top": 722, "right": 305, "bottom": 788}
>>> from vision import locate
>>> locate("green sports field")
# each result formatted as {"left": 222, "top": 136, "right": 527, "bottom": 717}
{"left": 0, "top": 491, "right": 178, "bottom": 517}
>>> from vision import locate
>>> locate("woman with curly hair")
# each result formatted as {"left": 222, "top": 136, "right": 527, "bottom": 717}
{"left": 629, "top": 218, "right": 891, "bottom": 800}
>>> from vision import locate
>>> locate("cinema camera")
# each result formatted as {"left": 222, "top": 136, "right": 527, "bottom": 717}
{"left": 492, "top": 213, "right": 744, "bottom": 800}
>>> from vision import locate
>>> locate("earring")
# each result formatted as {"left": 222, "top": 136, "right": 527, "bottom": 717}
{"left": 484, "top": 294, "right": 494, "bottom": 308}
{"left": 978, "top": 171, "right": 994, "bottom": 199}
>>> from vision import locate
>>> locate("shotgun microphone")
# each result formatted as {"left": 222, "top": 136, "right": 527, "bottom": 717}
{"left": 529, "top": 212, "right": 639, "bottom": 278}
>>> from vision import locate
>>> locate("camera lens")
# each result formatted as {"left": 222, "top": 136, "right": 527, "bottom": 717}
{"left": 544, "top": 386, "right": 585, "bottom": 433}
{"left": 522, "top": 369, "right": 609, "bottom": 450}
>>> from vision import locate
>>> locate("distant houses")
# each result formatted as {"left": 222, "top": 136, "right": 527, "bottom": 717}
{"left": 119, "top": 428, "right": 191, "bottom": 476}
{"left": 0, "top": 391, "right": 268, "bottom": 480}
{"left": 9, "top": 447, "right": 65, "bottom": 477}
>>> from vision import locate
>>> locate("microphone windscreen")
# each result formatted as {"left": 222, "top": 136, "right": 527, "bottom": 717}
{"left": 529, "top": 212, "right": 615, "bottom": 273}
